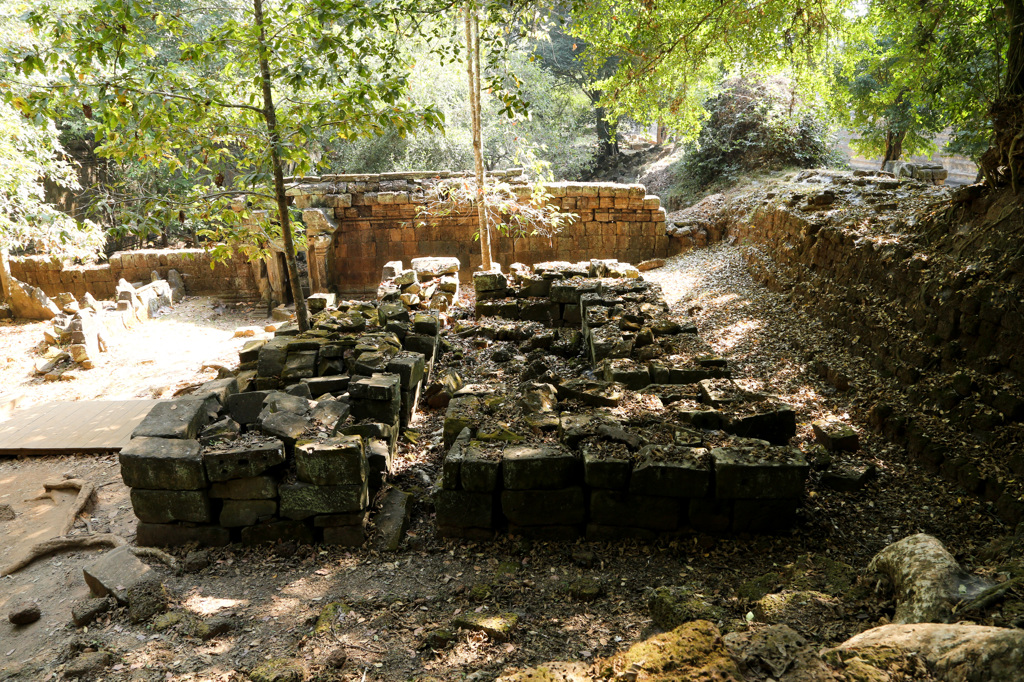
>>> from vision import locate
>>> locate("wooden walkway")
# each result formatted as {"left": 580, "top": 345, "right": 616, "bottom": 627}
{"left": 0, "top": 400, "right": 163, "bottom": 456}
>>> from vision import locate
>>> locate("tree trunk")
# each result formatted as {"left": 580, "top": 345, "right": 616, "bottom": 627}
{"left": 867, "top": 534, "right": 994, "bottom": 624}
{"left": 254, "top": 0, "right": 309, "bottom": 331}
{"left": 595, "top": 105, "right": 619, "bottom": 160}
{"left": 1007, "top": 0, "right": 1024, "bottom": 97}
{"left": 0, "top": 248, "right": 11, "bottom": 304}
{"left": 465, "top": 4, "right": 491, "bottom": 271}
{"left": 881, "top": 129, "right": 906, "bottom": 169}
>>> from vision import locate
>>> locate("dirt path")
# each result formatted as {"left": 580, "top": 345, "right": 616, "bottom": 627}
{"left": 0, "top": 297, "right": 270, "bottom": 408}
{"left": 0, "top": 249, "right": 1012, "bottom": 682}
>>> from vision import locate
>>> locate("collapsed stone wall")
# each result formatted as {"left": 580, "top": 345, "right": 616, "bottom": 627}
{"left": 120, "top": 260, "right": 448, "bottom": 547}
{"left": 667, "top": 169, "right": 1024, "bottom": 525}
{"left": 430, "top": 260, "right": 810, "bottom": 540}
{"left": 288, "top": 171, "right": 675, "bottom": 295}
{"left": 9, "top": 249, "right": 263, "bottom": 303}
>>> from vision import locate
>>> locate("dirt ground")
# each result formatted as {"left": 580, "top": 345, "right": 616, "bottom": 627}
{"left": 0, "top": 253, "right": 1015, "bottom": 682}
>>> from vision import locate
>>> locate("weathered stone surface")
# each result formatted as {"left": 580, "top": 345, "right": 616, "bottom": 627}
{"left": 120, "top": 437, "right": 206, "bottom": 490}
{"left": 64, "top": 651, "right": 114, "bottom": 678}
{"left": 501, "top": 487, "right": 586, "bottom": 526}
{"left": 8, "top": 599, "right": 41, "bottom": 625}
{"left": 603, "top": 620, "right": 744, "bottom": 681}
{"left": 220, "top": 499, "right": 278, "bottom": 527}
{"left": 225, "top": 390, "right": 270, "bottom": 425}
{"left": 590, "top": 491, "right": 679, "bottom": 530}
{"left": 461, "top": 444, "right": 502, "bottom": 492}
{"left": 725, "top": 406, "right": 796, "bottom": 445}
{"left": 630, "top": 446, "right": 711, "bottom": 498}
{"left": 204, "top": 440, "right": 286, "bottom": 481}
{"left": 304, "top": 376, "right": 350, "bottom": 398}
{"left": 130, "top": 489, "right": 212, "bottom": 524}
{"left": 83, "top": 546, "right": 155, "bottom": 604}
{"left": 7, "top": 276, "right": 60, "bottom": 320}
{"left": 371, "top": 487, "right": 412, "bottom": 552}
{"left": 127, "top": 578, "right": 169, "bottom": 624}
{"left": 296, "top": 436, "right": 366, "bottom": 485}
{"left": 435, "top": 490, "right": 494, "bottom": 529}
{"left": 71, "top": 597, "right": 112, "bottom": 627}
{"left": 132, "top": 398, "right": 209, "bottom": 439}
{"left": 821, "top": 464, "right": 877, "bottom": 492}
{"left": 583, "top": 447, "right": 633, "bottom": 490}
{"left": 240, "top": 521, "right": 314, "bottom": 545}
{"left": 349, "top": 373, "right": 400, "bottom": 402}
{"left": 443, "top": 395, "right": 481, "bottom": 447}
{"left": 502, "top": 444, "right": 580, "bottom": 490}
{"left": 135, "top": 522, "right": 230, "bottom": 547}
{"left": 279, "top": 481, "right": 368, "bottom": 519}
{"left": 194, "top": 377, "right": 238, "bottom": 405}
{"left": 557, "top": 378, "right": 623, "bottom": 408}
{"left": 385, "top": 352, "right": 425, "bottom": 389}
{"left": 519, "top": 383, "right": 558, "bottom": 414}
{"left": 411, "top": 256, "right": 460, "bottom": 277}
{"left": 261, "top": 411, "right": 309, "bottom": 443}
{"left": 282, "top": 351, "right": 318, "bottom": 381}
{"left": 812, "top": 419, "right": 860, "bottom": 452}
{"left": 248, "top": 657, "right": 309, "bottom": 682}
{"left": 199, "top": 417, "right": 240, "bottom": 445}
{"left": 712, "top": 444, "right": 809, "bottom": 499}
{"left": 648, "top": 586, "right": 726, "bottom": 630}
{"left": 209, "top": 476, "right": 278, "bottom": 499}
{"left": 323, "top": 524, "right": 366, "bottom": 546}
{"left": 263, "top": 391, "right": 312, "bottom": 416}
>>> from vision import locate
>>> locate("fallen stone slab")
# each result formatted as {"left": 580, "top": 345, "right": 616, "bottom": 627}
{"left": 712, "top": 444, "right": 809, "bottom": 500}
{"left": 83, "top": 545, "right": 155, "bottom": 604}
{"left": 502, "top": 444, "right": 581, "bottom": 490}
{"left": 296, "top": 436, "right": 366, "bottom": 486}
{"left": 812, "top": 419, "right": 860, "bottom": 451}
{"left": 372, "top": 487, "right": 412, "bottom": 552}
{"left": 630, "top": 445, "right": 711, "bottom": 498}
{"left": 225, "top": 390, "right": 270, "bottom": 425}
{"left": 131, "top": 398, "right": 209, "bottom": 440}
{"left": 71, "top": 597, "right": 112, "bottom": 627}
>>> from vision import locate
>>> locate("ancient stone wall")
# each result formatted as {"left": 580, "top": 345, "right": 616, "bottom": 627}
{"left": 8, "top": 249, "right": 263, "bottom": 303}
{"left": 288, "top": 171, "right": 675, "bottom": 295}
{"left": 666, "top": 170, "right": 1024, "bottom": 525}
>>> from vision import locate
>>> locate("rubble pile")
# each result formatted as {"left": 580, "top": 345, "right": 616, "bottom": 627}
{"left": 431, "top": 260, "right": 809, "bottom": 540}
{"left": 377, "top": 256, "right": 461, "bottom": 312}
{"left": 122, "top": 267, "right": 442, "bottom": 547}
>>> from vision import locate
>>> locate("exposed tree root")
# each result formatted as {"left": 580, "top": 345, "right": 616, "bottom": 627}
{"left": 867, "top": 533, "right": 994, "bottom": 624}
{"left": 30, "top": 478, "right": 96, "bottom": 536}
{"left": 0, "top": 533, "right": 125, "bottom": 577}
{"left": 132, "top": 546, "right": 180, "bottom": 573}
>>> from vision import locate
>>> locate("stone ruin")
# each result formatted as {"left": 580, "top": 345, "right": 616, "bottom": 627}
{"left": 32, "top": 271, "right": 184, "bottom": 379}
{"left": 431, "top": 260, "right": 809, "bottom": 541}
{"left": 119, "top": 259, "right": 447, "bottom": 547}
{"left": 119, "top": 255, "right": 811, "bottom": 547}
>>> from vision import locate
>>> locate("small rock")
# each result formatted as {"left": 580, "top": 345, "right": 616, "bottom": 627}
{"left": 64, "top": 651, "right": 113, "bottom": 678}
{"left": 648, "top": 586, "right": 725, "bottom": 629}
{"left": 323, "top": 648, "right": 347, "bottom": 669}
{"left": 420, "top": 628, "right": 457, "bottom": 650}
{"left": 70, "top": 598, "right": 112, "bottom": 627}
{"left": 571, "top": 548, "right": 597, "bottom": 568}
{"left": 821, "top": 464, "right": 877, "bottom": 492}
{"left": 126, "top": 579, "right": 169, "bottom": 624}
{"left": 0, "top": 503, "right": 14, "bottom": 522}
{"left": 152, "top": 611, "right": 185, "bottom": 631}
{"left": 192, "top": 614, "right": 236, "bottom": 640}
{"left": 249, "top": 657, "right": 308, "bottom": 682}
{"left": 8, "top": 599, "right": 41, "bottom": 625}
{"left": 183, "top": 549, "right": 212, "bottom": 573}
{"left": 568, "top": 577, "right": 604, "bottom": 602}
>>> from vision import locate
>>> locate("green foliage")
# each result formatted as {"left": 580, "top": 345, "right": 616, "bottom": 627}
{"left": 5, "top": 0, "right": 443, "bottom": 251}
{"left": 677, "top": 76, "right": 844, "bottom": 194}
{"left": 322, "top": 41, "right": 597, "bottom": 179}
{"left": 569, "top": 0, "right": 848, "bottom": 139}
{"left": 832, "top": 1, "right": 1006, "bottom": 163}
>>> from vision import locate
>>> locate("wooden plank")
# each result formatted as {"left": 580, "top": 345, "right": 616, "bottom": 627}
{"left": 0, "top": 400, "right": 164, "bottom": 455}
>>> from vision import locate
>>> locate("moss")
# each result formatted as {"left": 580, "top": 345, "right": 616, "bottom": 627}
{"left": 469, "top": 583, "right": 493, "bottom": 602}
{"left": 495, "top": 560, "right": 520, "bottom": 581}
{"left": 753, "top": 590, "right": 837, "bottom": 623}
{"left": 496, "top": 662, "right": 594, "bottom": 681}
{"left": 567, "top": 577, "right": 604, "bottom": 602}
{"left": 736, "top": 571, "right": 781, "bottom": 602}
{"left": 151, "top": 611, "right": 184, "bottom": 631}
{"left": 313, "top": 601, "right": 352, "bottom": 636}
{"left": 419, "top": 628, "right": 456, "bottom": 651}
{"left": 648, "top": 586, "right": 724, "bottom": 630}
{"left": 600, "top": 620, "right": 744, "bottom": 681}
{"left": 453, "top": 611, "right": 518, "bottom": 642}
{"left": 249, "top": 658, "right": 308, "bottom": 682}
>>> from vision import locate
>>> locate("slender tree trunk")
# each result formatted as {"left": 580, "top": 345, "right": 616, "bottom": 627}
{"left": 1007, "top": 0, "right": 1024, "bottom": 97}
{"left": 595, "top": 105, "right": 619, "bottom": 160}
{"left": 465, "top": 3, "right": 491, "bottom": 271}
{"left": 881, "top": 129, "right": 906, "bottom": 169}
{"left": 254, "top": 0, "right": 309, "bottom": 331}
{"left": 0, "top": 248, "right": 12, "bottom": 304}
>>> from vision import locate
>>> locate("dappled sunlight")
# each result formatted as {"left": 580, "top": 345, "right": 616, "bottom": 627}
{"left": 183, "top": 596, "right": 249, "bottom": 617}
{"left": 709, "top": 317, "right": 763, "bottom": 353}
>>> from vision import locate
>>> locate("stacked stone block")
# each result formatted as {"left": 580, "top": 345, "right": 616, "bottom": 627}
{"left": 378, "top": 257, "right": 461, "bottom": 312}
{"left": 121, "top": 375, "right": 375, "bottom": 547}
